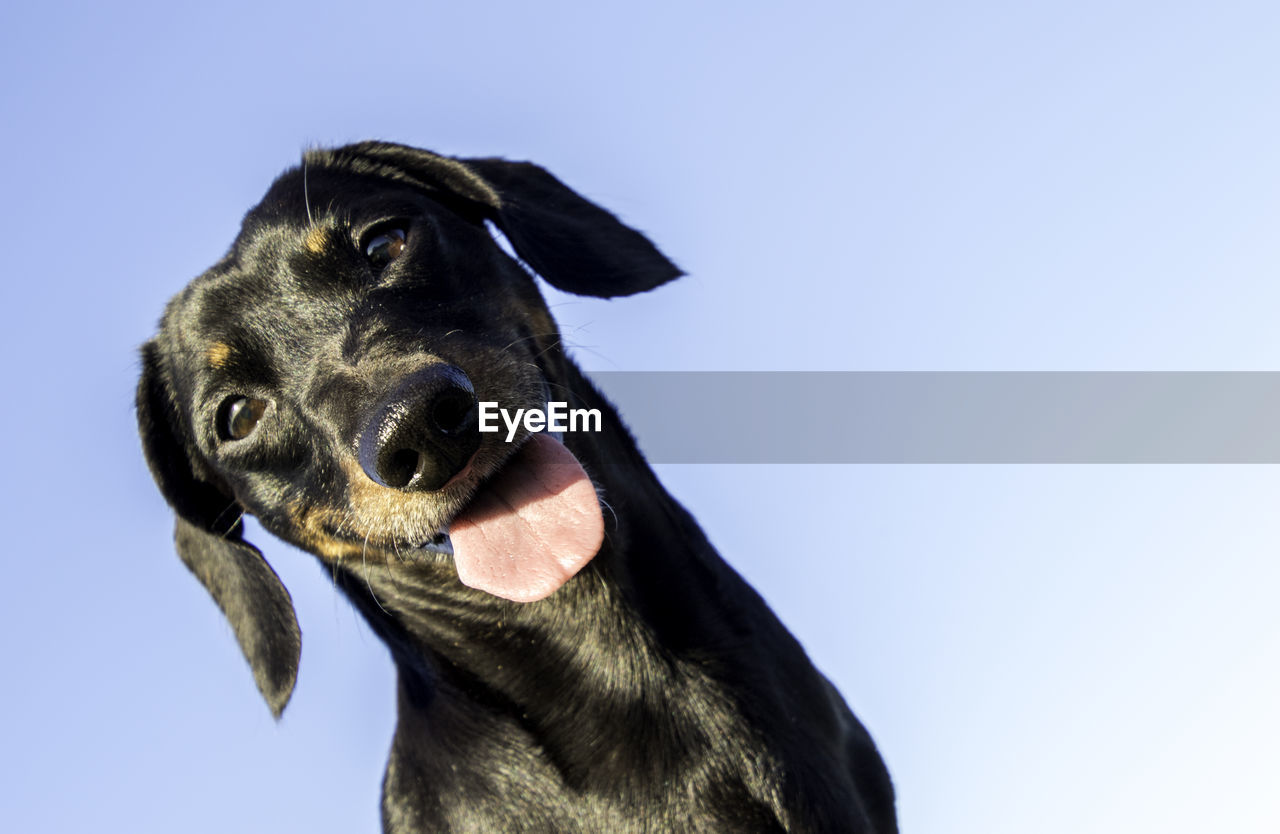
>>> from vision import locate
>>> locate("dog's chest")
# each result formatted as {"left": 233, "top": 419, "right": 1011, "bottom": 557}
{"left": 378, "top": 676, "right": 794, "bottom": 832}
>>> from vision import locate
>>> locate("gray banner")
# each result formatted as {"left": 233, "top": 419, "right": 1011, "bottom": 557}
{"left": 586, "top": 372, "right": 1280, "bottom": 463}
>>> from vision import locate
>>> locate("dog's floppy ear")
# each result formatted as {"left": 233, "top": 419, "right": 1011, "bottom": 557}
{"left": 325, "top": 142, "right": 682, "bottom": 297}
{"left": 136, "top": 341, "right": 300, "bottom": 718}
{"left": 459, "top": 156, "right": 683, "bottom": 298}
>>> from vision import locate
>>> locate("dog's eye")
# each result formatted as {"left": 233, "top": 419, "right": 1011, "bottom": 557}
{"left": 364, "top": 227, "right": 407, "bottom": 269}
{"left": 220, "top": 396, "right": 269, "bottom": 441}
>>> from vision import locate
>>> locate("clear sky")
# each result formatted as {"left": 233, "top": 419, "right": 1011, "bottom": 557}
{"left": 3, "top": 1, "right": 1279, "bottom": 831}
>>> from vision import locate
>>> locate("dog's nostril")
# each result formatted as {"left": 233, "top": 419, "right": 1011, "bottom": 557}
{"left": 431, "top": 391, "right": 476, "bottom": 435}
{"left": 358, "top": 365, "right": 481, "bottom": 492}
{"left": 380, "top": 448, "right": 421, "bottom": 490}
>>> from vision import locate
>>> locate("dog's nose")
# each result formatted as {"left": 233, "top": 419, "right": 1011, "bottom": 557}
{"left": 357, "top": 365, "right": 481, "bottom": 492}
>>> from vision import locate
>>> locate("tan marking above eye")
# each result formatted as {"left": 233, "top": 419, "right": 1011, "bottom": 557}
{"left": 305, "top": 226, "right": 330, "bottom": 254}
{"left": 207, "top": 342, "right": 233, "bottom": 368}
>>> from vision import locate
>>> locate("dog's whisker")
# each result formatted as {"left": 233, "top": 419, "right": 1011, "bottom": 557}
{"left": 361, "top": 531, "right": 391, "bottom": 617}
{"left": 596, "top": 492, "right": 620, "bottom": 534}
{"left": 302, "top": 156, "right": 314, "bottom": 227}
{"left": 388, "top": 518, "right": 407, "bottom": 565}
{"left": 530, "top": 340, "right": 566, "bottom": 364}
{"left": 208, "top": 502, "right": 243, "bottom": 538}
{"left": 499, "top": 332, "right": 556, "bottom": 353}
{"left": 560, "top": 343, "right": 620, "bottom": 369}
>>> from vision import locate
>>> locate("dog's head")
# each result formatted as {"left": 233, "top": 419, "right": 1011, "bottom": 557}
{"left": 137, "top": 142, "right": 679, "bottom": 715}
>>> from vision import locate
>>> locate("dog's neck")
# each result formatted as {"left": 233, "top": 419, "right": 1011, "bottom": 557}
{"left": 340, "top": 470, "right": 745, "bottom": 794}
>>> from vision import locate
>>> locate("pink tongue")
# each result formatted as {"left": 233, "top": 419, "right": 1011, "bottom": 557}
{"left": 449, "top": 434, "right": 604, "bottom": 603}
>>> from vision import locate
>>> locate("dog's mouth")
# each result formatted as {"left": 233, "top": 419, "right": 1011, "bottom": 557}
{"left": 410, "top": 433, "right": 604, "bottom": 603}
{"left": 415, "top": 530, "right": 455, "bottom": 556}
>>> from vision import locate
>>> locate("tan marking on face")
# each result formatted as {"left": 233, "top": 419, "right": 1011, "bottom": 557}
{"left": 341, "top": 455, "right": 425, "bottom": 528}
{"left": 207, "top": 342, "right": 232, "bottom": 368}
{"left": 305, "top": 225, "right": 330, "bottom": 254}
{"left": 304, "top": 531, "right": 376, "bottom": 562}
{"left": 287, "top": 498, "right": 390, "bottom": 563}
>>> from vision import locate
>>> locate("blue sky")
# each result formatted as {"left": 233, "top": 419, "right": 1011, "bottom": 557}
{"left": 3, "top": 1, "right": 1280, "bottom": 831}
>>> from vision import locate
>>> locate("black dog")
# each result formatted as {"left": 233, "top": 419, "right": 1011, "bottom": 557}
{"left": 137, "top": 142, "right": 896, "bottom": 832}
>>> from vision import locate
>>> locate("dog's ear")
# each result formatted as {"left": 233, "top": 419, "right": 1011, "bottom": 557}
{"left": 136, "top": 341, "right": 300, "bottom": 718}
{"left": 459, "top": 156, "right": 683, "bottom": 298}
{"left": 323, "top": 142, "right": 682, "bottom": 297}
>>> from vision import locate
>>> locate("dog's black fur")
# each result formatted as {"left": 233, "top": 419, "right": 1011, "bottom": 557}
{"left": 137, "top": 142, "right": 896, "bottom": 832}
